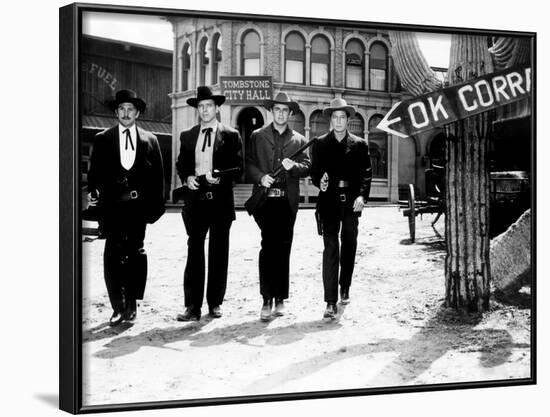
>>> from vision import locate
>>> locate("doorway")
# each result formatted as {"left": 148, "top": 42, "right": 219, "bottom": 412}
{"left": 237, "top": 107, "right": 264, "bottom": 183}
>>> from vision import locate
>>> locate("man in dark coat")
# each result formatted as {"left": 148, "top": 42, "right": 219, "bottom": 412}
{"left": 87, "top": 89, "right": 165, "bottom": 326}
{"left": 246, "top": 92, "right": 311, "bottom": 321}
{"left": 176, "top": 86, "right": 243, "bottom": 321}
{"left": 310, "top": 98, "right": 372, "bottom": 320}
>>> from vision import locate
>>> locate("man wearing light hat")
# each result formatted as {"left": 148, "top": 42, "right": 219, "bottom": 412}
{"left": 311, "top": 98, "right": 372, "bottom": 320}
{"left": 246, "top": 91, "right": 311, "bottom": 321}
{"left": 87, "top": 89, "right": 165, "bottom": 326}
{"left": 176, "top": 86, "right": 243, "bottom": 321}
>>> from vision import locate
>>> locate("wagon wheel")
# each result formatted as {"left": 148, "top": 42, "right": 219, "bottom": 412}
{"left": 407, "top": 184, "right": 416, "bottom": 242}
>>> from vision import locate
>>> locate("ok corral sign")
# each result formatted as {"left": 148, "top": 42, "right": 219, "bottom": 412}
{"left": 377, "top": 66, "right": 531, "bottom": 138}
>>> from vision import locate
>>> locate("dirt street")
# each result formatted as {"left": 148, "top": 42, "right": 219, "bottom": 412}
{"left": 81, "top": 206, "right": 531, "bottom": 407}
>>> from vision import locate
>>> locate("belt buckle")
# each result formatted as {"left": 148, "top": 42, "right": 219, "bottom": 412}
{"left": 339, "top": 194, "right": 346, "bottom": 202}
{"left": 205, "top": 191, "right": 213, "bottom": 200}
{"left": 272, "top": 188, "right": 281, "bottom": 197}
{"left": 130, "top": 190, "right": 138, "bottom": 199}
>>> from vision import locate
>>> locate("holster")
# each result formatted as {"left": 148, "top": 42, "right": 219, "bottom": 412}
{"left": 245, "top": 187, "right": 268, "bottom": 216}
{"left": 315, "top": 209, "right": 323, "bottom": 236}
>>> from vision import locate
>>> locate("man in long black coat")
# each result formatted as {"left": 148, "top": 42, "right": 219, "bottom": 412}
{"left": 311, "top": 98, "right": 372, "bottom": 320}
{"left": 87, "top": 89, "right": 165, "bottom": 326}
{"left": 176, "top": 86, "right": 243, "bottom": 321}
{"left": 246, "top": 92, "right": 310, "bottom": 321}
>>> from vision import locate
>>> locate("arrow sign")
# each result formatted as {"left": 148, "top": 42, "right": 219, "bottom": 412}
{"left": 377, "top": 65, "right": 531, "bottom": 138}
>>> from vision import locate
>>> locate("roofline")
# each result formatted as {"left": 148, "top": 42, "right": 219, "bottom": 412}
{"left": 82, "top": 34, "right": 173, "bottom": 55}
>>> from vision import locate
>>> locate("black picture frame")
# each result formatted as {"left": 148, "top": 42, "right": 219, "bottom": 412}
{"left": 60, "top": 2, "right": 536, "bottom": 414}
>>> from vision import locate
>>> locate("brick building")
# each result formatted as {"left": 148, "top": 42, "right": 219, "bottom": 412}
{"left": 168, "top": 17, "right": 446, "bottom": 205}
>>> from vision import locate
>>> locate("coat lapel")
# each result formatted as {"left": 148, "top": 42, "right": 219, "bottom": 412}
{"left": 344, "top": 131, "right": 354, "bottom": 155}
{"left": 107, "top": 126, "right": 122, "bottom": 168}
{"left": 213, "top": 123, "right": 224, "bottom": 152}
{"left": 189, "top": 125, "right": 201, "bottom": 151}
{"left": 281, "top": 126, "right": 294, "bottom": 150}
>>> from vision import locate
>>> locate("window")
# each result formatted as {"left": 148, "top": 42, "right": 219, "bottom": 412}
{"left": 288, "top": 110, "right": 305, "bottom": 135}
{"left": 212, "top": 34, "right": 222, "bottom": 84}
{"left": 310, "top": 110, "right": 329, "bottom": 139}
{"left": 345, "top": 39, "right": 364, "bottom": 89}
{"left": 199, "top": 37, "right": 209, "bottom": 86}
{"left": 348, "top": 113, "right": 364, "bottom": 138}
{"left": 285, "top": 32, "right": 305, "bottom": 84}
{"left": 242, "top": 30, "right": 260, "bottom": 76}
{"left": 431, "top": 66, "right": 448, "bottom": 87}
{"left": 368, "top": 115, "right": 388, "bottom": 178}
{"left": 369, "top": 42, "right": 388, "bottom": 91}
{"left": 181, "top": 43, "right": 191, "bottom": 91}
{"left": 311, "top": 36, "right": 330, "bottom": 86}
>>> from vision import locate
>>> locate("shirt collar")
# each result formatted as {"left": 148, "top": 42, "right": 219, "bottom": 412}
{"left": 270, "top": 122, "right": 291, "bottom": 137}
{"left": 329, "top": 129, "right": 349, "bottom": 145}
{"left": 200, "top": 121, "right": 218, "bottom": 134}
{"left": 119, "top": 123, "right": 137, "bottom": 138}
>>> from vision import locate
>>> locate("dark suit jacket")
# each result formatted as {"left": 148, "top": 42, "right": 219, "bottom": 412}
{"left": 246, "top": 123, "right": 311, "bottom": 214}
{"left": 311, "top": 130, "right": 372, "bottom": 217}
{"left": 87, "top": 125, "right": 165, "bottom": 225}
{"left": 176, "top": 123, "right": 243, "bottom": 221}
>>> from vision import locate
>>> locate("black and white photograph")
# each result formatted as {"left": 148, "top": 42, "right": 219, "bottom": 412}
{"left": 54, "top": 0, "right": 539, "bottom": 415}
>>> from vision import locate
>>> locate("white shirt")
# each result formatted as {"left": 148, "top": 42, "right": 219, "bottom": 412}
{"left": 194, "top": 122, "right": 218, "bottom": 176}
{"left": 118, "top": 124, "right": 137, "bottom": 170}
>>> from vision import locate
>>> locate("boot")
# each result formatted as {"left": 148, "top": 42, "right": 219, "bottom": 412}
{"left": 260, "top": 298, "right": 273, "bottom": 321}
{"left": 323, "top": 302, "right": 337, "bottom": 320}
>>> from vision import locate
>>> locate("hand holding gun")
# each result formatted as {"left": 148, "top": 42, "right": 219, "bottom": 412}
{"left": 245, "top": 139, "right": 316, "bottom": 215}
{"left": 173, "top": 167, "right": 240, "bottom": 202}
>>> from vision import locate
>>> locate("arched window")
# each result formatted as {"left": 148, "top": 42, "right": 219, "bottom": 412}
{"left": 348, "top": 113, "right": 364, "bottom": 138}
{"left": 310, "top": 110, "right": 329, "bottom": 139}
{"left": 345, "top": 39, "right": 364, "bottom": 89}
{"left": 368, "top": 115, "right": 388, "bottom": 178}
{"left": 311, "top": 35, "right": 330, "bottom": 86}
{"left": 288, "top": 110, "right": 305, "bottom": 135}
{"left": 199, "top": 37, "right": 209, "bottom": 86}
{"left": 369, "top": 42, "right": 388, "bottom": 91}
{"left": 242, "top": 30, "right": 260, "bottom": 76}
{"left": 212, "top": 34, "right": 222, "bottom": 84}
{"left": 181, "top": 43, "right": 191, "bottom": 91}
{"left": 285, "top": 32, "right": 305, "bottom": 84}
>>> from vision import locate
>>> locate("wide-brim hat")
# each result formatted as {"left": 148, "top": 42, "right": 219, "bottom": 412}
{"left": 187, "top": 86, "right": 226, "bottom": 108}
{"left": 263, "top": 92, "right": 300, "bottom": 114}
{"left": 322, "top": 98, "right": 356, "bottom": 118}
{"left": 106, "top": 89, "right": 146, "bottom": 113}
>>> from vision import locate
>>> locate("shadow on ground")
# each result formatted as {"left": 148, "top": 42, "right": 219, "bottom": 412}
{"left": 92, "top": 318, "right": 343, "bottom": 359}
{"left": 83, "top": 321, "right": 135, "bottom": 343}
{"left": 242, "top": 306, "right": 529, "bottom": 393}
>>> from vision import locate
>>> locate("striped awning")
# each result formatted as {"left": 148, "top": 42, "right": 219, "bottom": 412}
{"left": 82, "top": 115, "right": 172, "bottom": 135}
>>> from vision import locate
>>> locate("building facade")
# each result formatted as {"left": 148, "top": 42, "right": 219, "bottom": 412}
{"left": 81, "top": 35, "right": 173, "bottom": 199}
{"left": 168, "top": 18, "right": 444, "bottom": 205}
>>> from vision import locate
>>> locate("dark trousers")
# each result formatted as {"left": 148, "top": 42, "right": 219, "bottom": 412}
{"left": 103, "top": 208, "right": 147, "bottom": 313}
{"left": 182, "top": 200, "right": 232, "bottom": 310}
{"left": 253, "top": 197, "right": 296, "bottom": 300}
{"left": 322, "top": 205, "right": 359, "bottom": 303}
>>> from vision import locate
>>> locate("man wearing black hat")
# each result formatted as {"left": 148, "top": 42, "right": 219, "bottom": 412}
{"left": 246, "top": 92, "right": 311, "bottom": 321}
{"left": 176, "top": 86, "right": 243, "bottom": 321}
{"left": 87, "top": 89, "right": 165, "bottom": 326}
{"left": 310, "top": 98, "right": 372, "bottom": 320}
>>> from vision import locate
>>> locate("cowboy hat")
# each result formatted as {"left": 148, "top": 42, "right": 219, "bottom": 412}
{"left": 187, "top": 86, "right": 226, "bottom": 108}
{"left": 106, "top": 89, "right": 146, "bottom": 113}
{"left": 322, "top": 98, "right": 356, "bottom": 118}
{"left": 263, "top": 91, "right": 300, "bottom": 114}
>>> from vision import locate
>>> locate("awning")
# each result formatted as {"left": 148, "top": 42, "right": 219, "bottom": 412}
{"left": 82, "top": 115, "right": 172, "bottom": 135}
